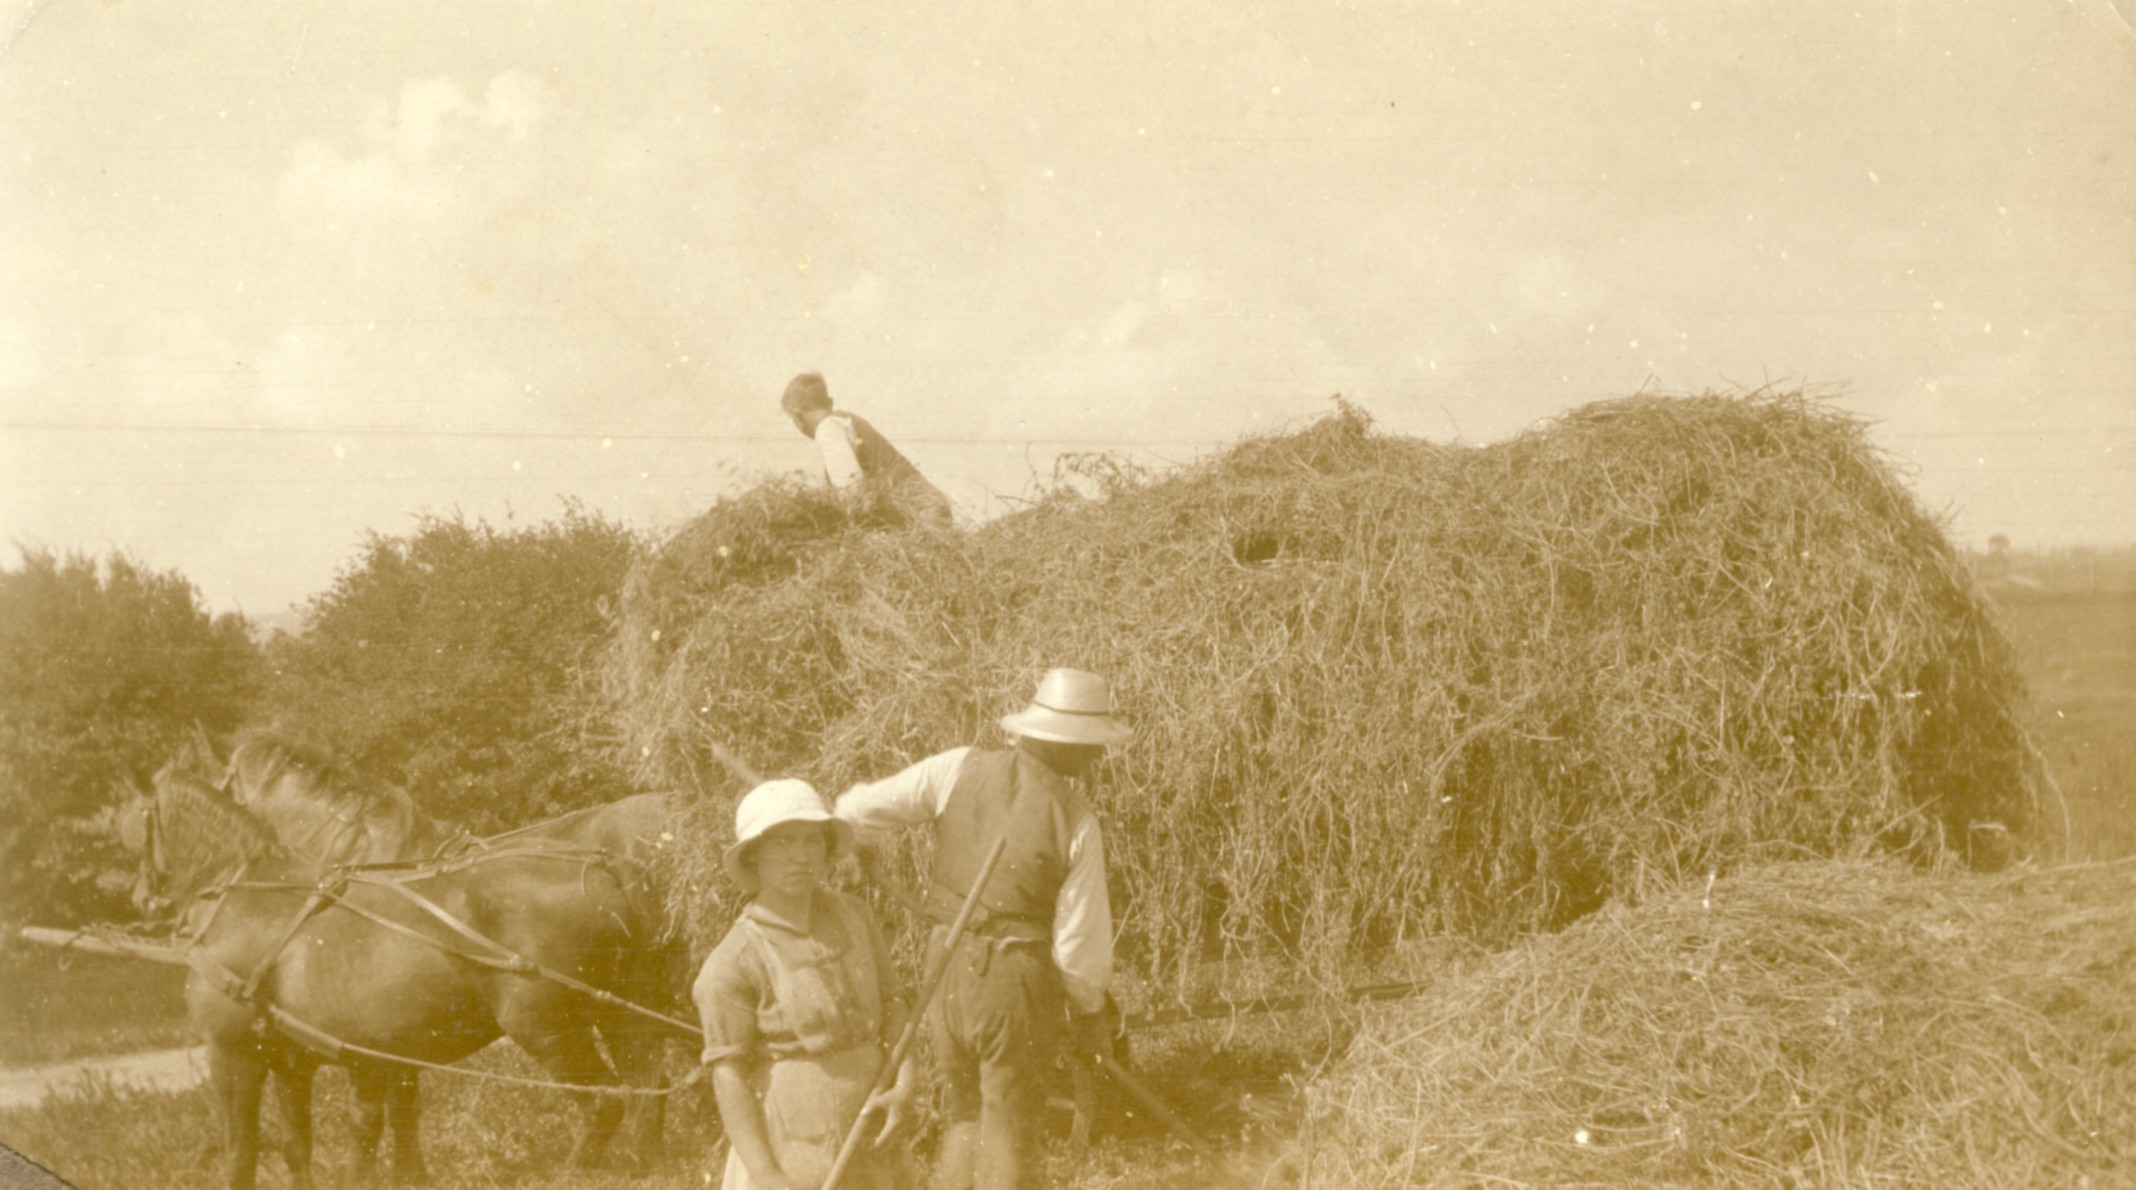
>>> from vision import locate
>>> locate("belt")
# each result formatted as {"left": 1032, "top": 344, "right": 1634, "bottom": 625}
{"left": 927, "top": 884, "right": 1051, "bottom": 944}
{"left": 937, "top": 925, "right": 1049, "bottom": 978}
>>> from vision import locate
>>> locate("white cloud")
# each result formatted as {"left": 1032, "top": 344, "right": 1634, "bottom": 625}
{"left": 482, "top": 71, "right": 543, "bottom": 142}
{"left": 277, "top": 70, "right": 547, "bottom": 224}
{"left": 823, "top": 272, "right": 891, "bottom": 328}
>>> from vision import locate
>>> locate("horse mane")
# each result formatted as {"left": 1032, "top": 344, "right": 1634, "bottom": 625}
{"left": 229, "top": 730, "right": 369, "bottom": 809}
{"left": 228, "top": 729, "right": 449, "bottom": 862}
{"left": 155, "top": 767, "right": 287, "bottom": 880}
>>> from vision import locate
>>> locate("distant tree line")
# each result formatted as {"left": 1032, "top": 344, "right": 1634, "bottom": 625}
{"left": 1968, "top": 541, "right": 2136, "bottom": 594}
{"left": 0, "top": 503, "right": 643, "bottom": 926}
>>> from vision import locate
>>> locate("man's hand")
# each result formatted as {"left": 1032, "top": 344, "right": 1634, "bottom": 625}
{"left": 859, "top": 1059, "right": 918, "bottom": 1145}
{"left": 1069, "top": 1003, "right": 1120, "bottom": 1062}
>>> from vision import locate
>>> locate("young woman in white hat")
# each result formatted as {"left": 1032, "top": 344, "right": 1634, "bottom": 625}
{"left": 693, "top": 779, "right": 916, "bottom": 1190}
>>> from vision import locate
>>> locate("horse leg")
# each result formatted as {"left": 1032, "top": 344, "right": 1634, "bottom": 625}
{"left": 347, "top": 1063, "right": 391, "bottom": 1186}
{"left": 386, "top": 1068, "right": 430, "bottom": 1185}
{"left": 508, "top": 1019, "right": 624, "bottom": 1169}
{"left": 602, "top": 1019, "right": 669, "bottom": 1172}
{"left": 209, "top": 1042, "right": 268, "bottom": 1190}
{"left": 267, "top": 1048, "right": 318, "bottom": 1190}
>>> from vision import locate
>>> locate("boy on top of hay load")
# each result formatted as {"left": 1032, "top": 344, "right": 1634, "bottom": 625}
{"left": 780, "top": 372, "right": 954, "bottom": 527}
{"left": 835, "top": 668, "right": 1128, "bottom": 1190}
{"left": 694, "top": 779, "right": 917, "bottom": 1190}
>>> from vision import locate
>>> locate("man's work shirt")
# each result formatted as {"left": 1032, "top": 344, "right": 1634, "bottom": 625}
{"left": 809, "top": 412, "right": 869, "bottom": 490}
{"left": 835, "top": 746, "right": 1113, "bottom": 1015}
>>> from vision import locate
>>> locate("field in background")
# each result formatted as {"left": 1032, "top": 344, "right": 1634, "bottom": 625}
{"left": 1995, "top": 590, "right": 2136, "bottom": 860}
{"left": 0, "top": 947, "right": 191, "bottom": 1069}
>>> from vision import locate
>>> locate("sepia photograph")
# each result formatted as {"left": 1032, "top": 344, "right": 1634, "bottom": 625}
{"left": 3, "top": 2, "right": 2132, "bottom": 1186}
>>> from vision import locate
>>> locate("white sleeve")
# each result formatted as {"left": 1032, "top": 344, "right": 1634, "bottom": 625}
{"left": 833, "top": 746, "right": 972, "bottom": 846}
{"left": 814, "top": 415, "right": 865, "bottom": 489}
{"left": 1053, "top": 813, "right": 1114, "bottom": 1016}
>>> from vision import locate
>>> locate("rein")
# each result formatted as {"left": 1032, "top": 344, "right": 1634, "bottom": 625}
{"left": 267, "top": 1007, "right": 703, "bottom": 1098}
{"left": 345, "top": 839, "right": 616, "bottom": 881}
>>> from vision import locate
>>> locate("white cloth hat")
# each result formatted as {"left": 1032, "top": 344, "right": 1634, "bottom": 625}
{"left": 999, "top": 668, "right": 1131, "bottom": 747}
{"left": 722, "top": 778, "right": 853, "bottom": 892}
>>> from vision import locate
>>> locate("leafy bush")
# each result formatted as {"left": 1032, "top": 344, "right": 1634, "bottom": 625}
{"left": 260, "top": 503, "right": 642, "bottom": 831}
{"left": 0, "top": 550, "right": 258, "bottom": 925}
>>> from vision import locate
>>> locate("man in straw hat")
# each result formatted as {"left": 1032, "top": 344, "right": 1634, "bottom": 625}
{"left": 694, "top": 779, "right": 917, "bottom": 1190}
{"left": 780, "top": 372, "right": 954, "bottom": 527}
{"left": 835, "top": 668, "right": 1129, "bottom": 1190}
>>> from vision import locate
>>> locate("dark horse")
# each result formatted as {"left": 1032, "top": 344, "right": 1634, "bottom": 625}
{"left": 127, "top": 766, "right": 659, "bottom": 1190}
{"left": 166, "top": 727, "right": 696, "bottom": 1168}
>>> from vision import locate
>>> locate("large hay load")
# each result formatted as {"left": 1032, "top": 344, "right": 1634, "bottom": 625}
{"left": 602, "top": 393, "right": 2036, "bottom": 999}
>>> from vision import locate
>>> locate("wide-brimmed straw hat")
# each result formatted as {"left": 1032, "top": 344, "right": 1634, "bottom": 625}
{"left": 999, "top": 668, "right": 1132, "bottom": 748}
{"left": 722, "top": 779, "right": 853, "bottom": 892}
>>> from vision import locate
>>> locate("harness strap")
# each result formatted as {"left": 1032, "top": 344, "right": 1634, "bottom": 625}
{"left": 186, "top": 944, "right": 255, "bottom": 1006}
{"left": 269, "top": 1007, "right": 348, "bottom": 1060}
{"left": 314, "top": 890, "right": 535, "bottom": 975}
{"left": 239, "top": 875, "right": 347, "bottom": 1002}
{"left": 353, "top": 878, "right": 702, "bottom": 1038}
{"left": 334, "top": 842, "right": 614, "bottom": 882}
{"left": 268, "top": 1001, "right": 701, "bottom": 1097}
{"left": 176, "top": 861, "right": 333, "bottom": 1007}
{"left": 174, "top": 854, "right": 258, "bottom": 947}
{"left": 186, "top": 944, "right": 692, "bottom": 1096}
{"left": 366, "top": 877, "right": 533, "bottom": 970}
{"left": 178, "top": 847, "right": 701, "bottom": 1069}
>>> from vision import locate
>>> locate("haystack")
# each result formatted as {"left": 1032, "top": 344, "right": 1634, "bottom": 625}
{"left": 1300, "top": 859, "right": 2136, "bottom": 1187}
{"left": 601, "top": 393, "right": 2037, "bottom": 999}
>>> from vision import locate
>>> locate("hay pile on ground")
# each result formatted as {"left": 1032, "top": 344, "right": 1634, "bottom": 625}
{"left": 603, "top": 393, "right": 2037, "bottom": 997}
{"left": 1300, "top": 859, "right": 2136, "bottom": 1187}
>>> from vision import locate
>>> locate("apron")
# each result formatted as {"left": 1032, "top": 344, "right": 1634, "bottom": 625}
{"left": 719, "top": 898, "right": 911, "bottom": 1190}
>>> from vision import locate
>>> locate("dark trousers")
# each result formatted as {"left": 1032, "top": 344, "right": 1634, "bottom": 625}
{"left": 928, "top": 933, "right": 1062, "bottom": 1190}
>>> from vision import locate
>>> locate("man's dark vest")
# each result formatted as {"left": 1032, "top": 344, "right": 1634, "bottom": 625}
{"left": 820, "top": 410, "right": 948, "bottom": 521}
{"left": 926, "top": 748, "right": 1085, "bottom": 941}
{"left": 828, "top": 413, "right": 922, "bottom": 488}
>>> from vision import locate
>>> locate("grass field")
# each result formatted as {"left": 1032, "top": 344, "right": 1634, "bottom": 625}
{"left": 2, "top": 589, "right": 2128, "bottom": 1188}
{"left": 1994, "top": 590, "right": 2136, "bottom": 860}
{"left": 0, "top": 946, "right": 192, "bottom": 1069}
{"left": 0, "top": 1032, "right": 1282, "bottom": 1190}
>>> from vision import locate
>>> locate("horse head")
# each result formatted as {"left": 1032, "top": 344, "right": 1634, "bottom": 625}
{"left": 113, "top": 778, "right": 167, "bottom": 918}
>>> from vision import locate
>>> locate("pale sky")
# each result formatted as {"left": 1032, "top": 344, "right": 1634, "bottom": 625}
{"left": 3, "top": 1, "right": 2131, "bottom": 617}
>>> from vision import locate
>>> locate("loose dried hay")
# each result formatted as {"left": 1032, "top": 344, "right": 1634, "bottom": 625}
{"left": 601, "top": 393, "right": 2039, "bottom": 1000}
{"left": 1301, "top": 858, "right": 2136, "bottom": 1187}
